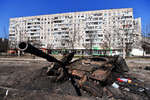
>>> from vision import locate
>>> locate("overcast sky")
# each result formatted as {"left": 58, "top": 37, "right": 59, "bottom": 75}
{"left": 0, "top": 0, "right": 150, "bottom": 38}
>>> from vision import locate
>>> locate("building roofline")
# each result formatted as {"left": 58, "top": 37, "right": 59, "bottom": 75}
{"left": 10, "top": 8, "right": 133, "bottom": 20}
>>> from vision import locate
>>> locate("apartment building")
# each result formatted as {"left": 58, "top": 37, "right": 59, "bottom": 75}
{"left": 9, "top": 8, "right": 141, "bottom": 49}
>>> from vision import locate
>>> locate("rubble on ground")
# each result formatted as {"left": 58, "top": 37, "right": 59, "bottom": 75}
{"left": 0, "top": 57, "right": 150, "bottom": 100}
{"left": 0, "top": 42, "right": 150, "bottom": 100}
{"left": 144, "top": 66, "right": 150, "bottom": 70}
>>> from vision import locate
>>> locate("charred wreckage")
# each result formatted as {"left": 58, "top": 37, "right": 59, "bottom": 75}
{"left": 17, "top": 42, "right": 150, "bottom": 100}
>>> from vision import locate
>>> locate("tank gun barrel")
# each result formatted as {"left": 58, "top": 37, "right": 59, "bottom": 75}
{"left": 18, "top": 42, "right": 62, "bottom": 64}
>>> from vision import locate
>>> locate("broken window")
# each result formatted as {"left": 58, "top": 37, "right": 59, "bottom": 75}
{"left": 93, "top": 13, "right": 102, "bottom": 16}
{"left": 37, "top": 18, "right": 40, "bottom": 21}
{"left": 9, "top": 34, "right": 15, "bottom": 36}
{"left": 54, "top": 20, "right": 62, "bottom": 23}
{"left": 121, "top": 16, "right": 132, "bottom": 19}
{"left": 93, "top": 22, "right": 98, "bottom": 25}
{"left": 86, "top": 39, "right": 90, "bottom": 41}
{"left": 99, "top": 17, "right": 103, "bottom": 20}
{"left": 94, "top": 18, "right": 99, "bottom": 20}
{"left": 54, "top": 17, "right": 58, "bottom": 19}
{"left": 27, "top": 23, "right": 32, "bottom": 25}
{"left": 30, "top": 33, "right": 34, "bottom": 35}
{"left": 54, "top": 28, "right": 58, "bottom": 31}
{"left": 61, "top": 28, "right": 68, "bottom": 30}
{"left": 35, "top": 22, "right": 40, "bottom": 24}
{"left": 98, "top": 34, "right": 103, "bottom": 37}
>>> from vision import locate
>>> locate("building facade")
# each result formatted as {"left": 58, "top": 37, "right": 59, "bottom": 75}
{"left": 9, "top": 8, "right": 141, "bottom": 50}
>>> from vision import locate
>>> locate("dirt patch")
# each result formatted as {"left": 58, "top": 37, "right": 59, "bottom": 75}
{"left": 0, "top": 58, "right": 150, "bottom": 100}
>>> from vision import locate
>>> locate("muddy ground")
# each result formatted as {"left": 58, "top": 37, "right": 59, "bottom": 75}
{"left": 0, "top": 57, "right": 150, "bottom": 100}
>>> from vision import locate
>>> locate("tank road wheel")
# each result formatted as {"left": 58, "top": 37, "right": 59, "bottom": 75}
{"left": 80, "top": 81, "right": 103, "bottom": 97}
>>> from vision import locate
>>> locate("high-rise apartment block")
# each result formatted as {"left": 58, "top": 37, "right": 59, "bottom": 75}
{"left": 9, "top": 8, "right": 141, "bottom": 49}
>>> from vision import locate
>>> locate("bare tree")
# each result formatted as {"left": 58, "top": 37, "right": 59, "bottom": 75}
{"left": 102, "top": 21, "right": 140, "bottom": 58}
{"left": 103, "top": 29, "right": 112, "bottom": 49}
{"left": 83, "top": 25, "right": 97, "bottom": 55}
{"left": 141, "top": 23, "right": 150, "bottom": 56}
{"left": 142, "top": 23, "right": 150, "bottom": 42}
{"left": 47, "top": 43, "right": 54, "bottom": 54}
{"left": 63, "top": 23, "right": 78, "bottom": 51}
{"left": 69, "top": 31, "right": 76, "bottom": 50}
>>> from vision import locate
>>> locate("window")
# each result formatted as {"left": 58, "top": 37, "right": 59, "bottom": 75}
{"left": 93, "top": 22, "right": 98, "bottom": 25}
{"left": 54, "top": 28, "right": 58, "bottom": 31}
{"left": 98, "top": 34, "right": 103, "bottom": 37}
{"left": 99, "top": 17, "right": 103, "bottom": 20}
{"left": 9, "top": 34, "right": 15, "bottom": 36}
{"left": 31, "top": 29, "right": 37, "bottom": 32}
{"left": 36, "top": 22, "right": 40, "bottom": 24}
{"left": 94, "top": 18, "right": 98, "bottom": 20}
{"left": 61, "top": 28, "right": 68, "bottom": 30}
{"left": 104, "top": 13, "right": 107, "bottom": 16}
{"left": 54, "top": 17, "right": 58, "bottom": 19}
{"left": 54, "top": 20, "right": 62, "bottom": 23}
{"left": 121, "top": 16, "right": 132, "bottom": 19}
{"left": 86, "top": 39, "right": 90, "bottom": 41}
{"left": 37, "top": 18, "right": 40, "bottom": 21}
{"left": 93, "top": 13, "right": 102, "bottom": 16}
{"left": 30, "top": 33, "right": 34, "bottom": 35}
{"left": 58, "top": 32, "right": 61, "bottom": 34}
{"left": 99, "top": 22, "right": 102, "bottom": 24}
{"left": 27, "top": 23, "right": 31, "bottom": 25}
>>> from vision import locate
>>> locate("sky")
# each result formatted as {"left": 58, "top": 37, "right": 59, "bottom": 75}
{"left": 0, "top": 0, "right": 150, "bottom": 38}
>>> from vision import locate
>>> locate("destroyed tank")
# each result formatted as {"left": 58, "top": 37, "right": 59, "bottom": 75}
{"left": 18, "top": 42, "right": 129, "bottom": 97}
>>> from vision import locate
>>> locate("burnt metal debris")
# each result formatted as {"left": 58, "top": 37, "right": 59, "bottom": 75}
{"left": 144, "top": 66, "right": 150, "bottom": 70}
{"left": 18, "top": 42, "right": 150, "bottom": 100}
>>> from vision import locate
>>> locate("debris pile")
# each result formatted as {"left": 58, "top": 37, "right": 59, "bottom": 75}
{"left": 144, "top": 66, "right": 150, "bottom": 70}
{"left": 46, "top": 55, "right": 150, "bottom": 100}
